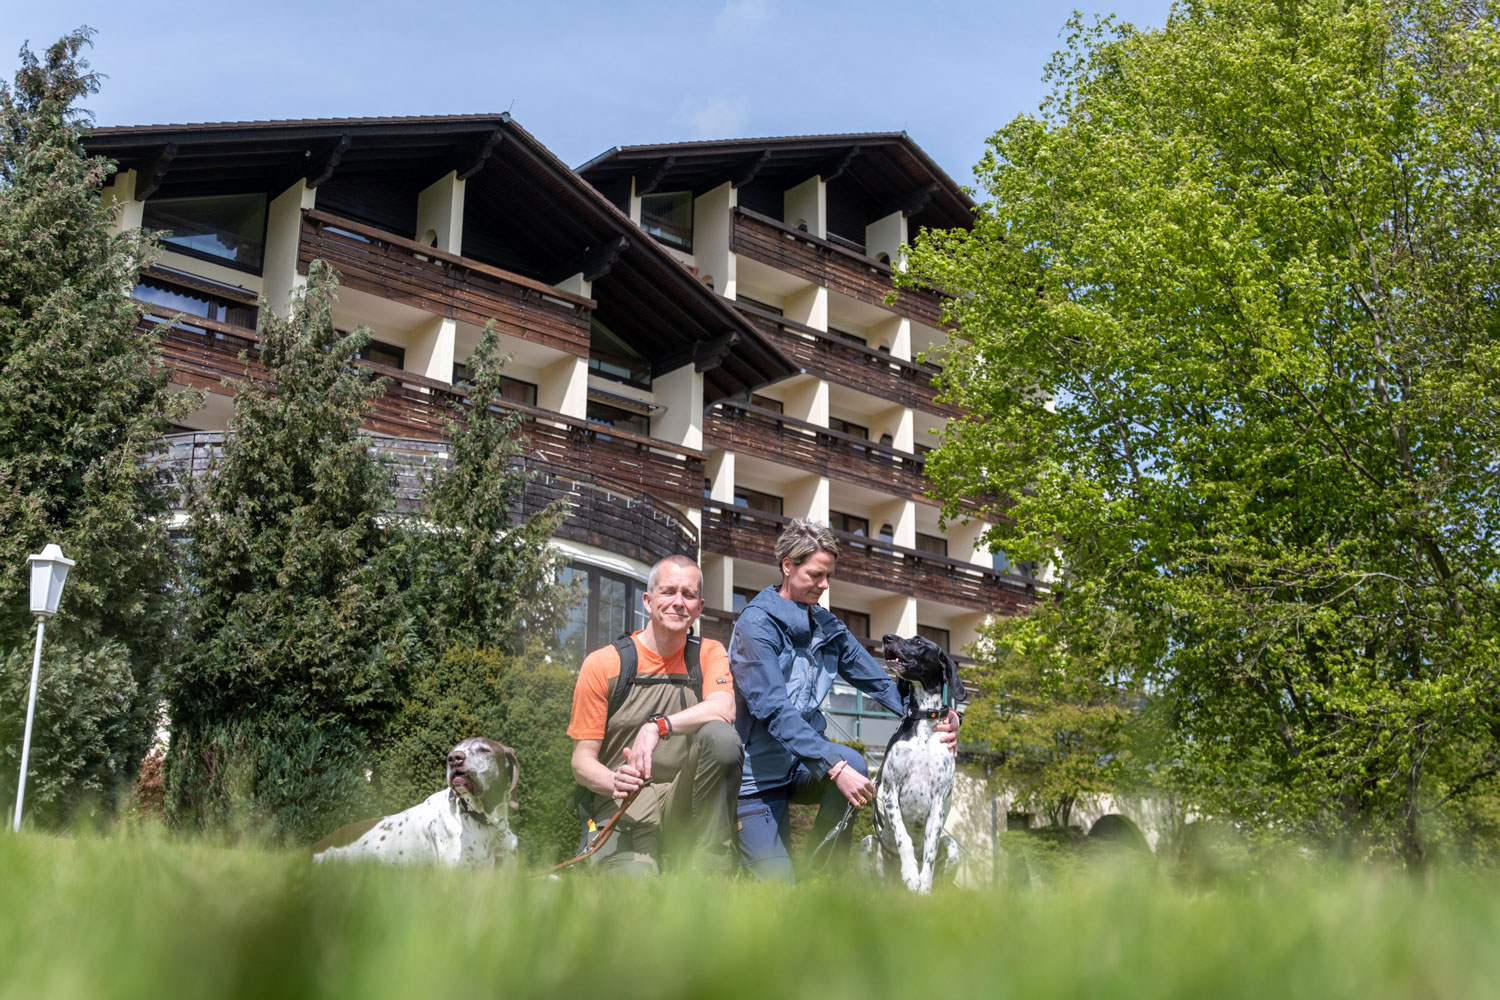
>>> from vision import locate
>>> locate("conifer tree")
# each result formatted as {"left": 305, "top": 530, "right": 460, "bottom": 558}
{"left": 0, "top": 29, "right": 186, "bottom": 823}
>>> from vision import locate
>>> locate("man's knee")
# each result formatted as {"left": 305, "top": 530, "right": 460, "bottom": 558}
{"left": 693, "top": 720, "right": 744, "bottom": 770}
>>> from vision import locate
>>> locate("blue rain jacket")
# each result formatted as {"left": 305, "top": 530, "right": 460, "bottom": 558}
{"left": 729, "top": 586, "right": 904, "bottom": 795}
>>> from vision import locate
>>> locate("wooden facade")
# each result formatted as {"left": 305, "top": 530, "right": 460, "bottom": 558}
{"left": 704, "top": 398, "right": 931, "bottom": 503}
{"left": 297, "top": 209, "right": 594, "bottom": 358}
{"left": 701, "top": 502, "right": 1036, "bottom": 615}
{"left": 729, "top": 207, "right": 949, "bottom": 330}
{"left": 157, "top": 432, "right": 698, "bottom": 564}
{"left": 735, "top": 302, "right": 962, "bottom": 420}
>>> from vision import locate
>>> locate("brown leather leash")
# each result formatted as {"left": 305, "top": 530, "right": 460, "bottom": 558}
{"left": 530, "top": 786, "right": 642, "bottom": 877}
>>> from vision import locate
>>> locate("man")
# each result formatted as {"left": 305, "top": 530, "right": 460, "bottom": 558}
{"left": 730, "top": 518, "right": 960, "bottom": 882}
{"left": 568, "top": 554, "right": 742, "bottom": 874}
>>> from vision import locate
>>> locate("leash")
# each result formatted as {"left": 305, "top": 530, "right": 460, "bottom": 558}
{"left": 530, "top": 786, "right": 643, "bottom": 877}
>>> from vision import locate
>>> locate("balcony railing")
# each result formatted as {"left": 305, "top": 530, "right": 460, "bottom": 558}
{"left": 140, "top": 306, "right": 706, "bottom": 510}
{"left": 298, "top": 209, "right": 594, "bottom": 358}
{"left": 157, "top": 432, "right": 698, "bottom": 564}
{"left": 704, "top": 399, "right": 929, "bottom": 503}
{"left": 734, "top": 302, "right": 962, "bottom": 420}
{"left": 730, "top": 207, "right": 948, "bottom": 329}
{"left": 700, "top": 501, "right": 1037, "bottom": 614}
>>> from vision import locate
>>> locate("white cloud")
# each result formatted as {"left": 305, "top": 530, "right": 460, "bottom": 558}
{"left": 713, "top": 0, "right": 774, "bottom": 38}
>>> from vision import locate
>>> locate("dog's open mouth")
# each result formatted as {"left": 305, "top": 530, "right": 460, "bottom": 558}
{"left": 450, "top": 772, "right": 470, "bottom": 790}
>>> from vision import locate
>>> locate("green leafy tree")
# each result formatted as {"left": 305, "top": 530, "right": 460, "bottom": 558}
{"left": 0, "top": 29, "right": 188, "bottom": 823}
{"left": 904, "top": 0, "right": 1500, "bottom": 864}
{"left": 165, "top": 262, "right": 415, "bottom": 843}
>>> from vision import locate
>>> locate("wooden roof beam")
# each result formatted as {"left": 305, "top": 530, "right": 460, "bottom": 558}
{"left": 693, "top": 330, "right": 740, "bottom": 372}
{"left": 635, "top": 156, "right": 676, "bottom": 197}
{"left": 804, "top": 145, "right": 861, "bottom": 186}
{"left": 305, "top": 134, "right": 351, "bottom": 189}
{"left": 543, "top": 235, "right": 631, "bottom": 285}
{"left": 135, "top": 142, "right": 178, "bottom": 200}
{"left": 876, "top": 183, "right": 940, "bottom": 220}
{"left": 455, "top": 128, "right": 505, "bottom": 181}
{"left": 731, "top": 149, "right": 772, "bottom": 189}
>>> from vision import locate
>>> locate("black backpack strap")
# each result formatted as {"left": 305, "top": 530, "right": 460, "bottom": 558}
{"left": 683, "top": 635, "right": 702, "bottom": 690}
{"left": 606, "top": 633, "right": 639, "bottom": 722}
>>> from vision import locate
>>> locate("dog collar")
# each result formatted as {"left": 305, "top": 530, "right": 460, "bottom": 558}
{"left": 905, "top": 707, "right": 949, "bottom": 722}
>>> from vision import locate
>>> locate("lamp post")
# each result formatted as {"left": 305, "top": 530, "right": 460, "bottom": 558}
{"left": 14, "top": 544, "right": 73, "bottom": 833}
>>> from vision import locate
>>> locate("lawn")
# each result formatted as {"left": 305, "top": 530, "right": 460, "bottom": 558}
{"left": 0, "top": 830, "right": 1495, "bottom": 999}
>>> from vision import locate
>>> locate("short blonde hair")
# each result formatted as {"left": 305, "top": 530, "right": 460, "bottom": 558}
{"left": 774, "top": 518, "right": 839, "bottom": 572}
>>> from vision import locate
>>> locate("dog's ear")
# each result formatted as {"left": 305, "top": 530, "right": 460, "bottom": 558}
{"left": 942, "top": 650, "right": 968, "bottom": 705}
{"left": 499, "top": 743, "right": 521, "bottom": 810}
{"left": 897, "top": 678, "right": 913, "bottom": 703}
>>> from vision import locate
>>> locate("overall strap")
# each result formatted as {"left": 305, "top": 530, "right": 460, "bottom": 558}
{"left": 605, "top": 634, "right": 703, "bottom": 723}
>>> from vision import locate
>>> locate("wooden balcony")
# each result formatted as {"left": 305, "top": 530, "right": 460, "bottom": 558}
{"left": 730, "top": 207, "right": 948, "bottom": 330}
{"left": 141, "top": 306, "right": 706, "bottom": 510}
{"left": 298, "top": 209, "right": 594, "bottom": 357}
{"left": 704, "top": 399, "right": 929, "bottom": 503}
{"left": 700, "top": 501, "right": 1037, "bottom": 615}
{"left": 157, "top": 432, "right": 698, "bottom": 564}
{"left": 733, "top": 302, "right": 961, "bottom": 419}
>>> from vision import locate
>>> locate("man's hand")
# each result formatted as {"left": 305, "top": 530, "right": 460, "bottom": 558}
{"left": 832, "top": 763, "right": 875, "bottom": 809}
{"left": 626, "top": 722, "right": 661, "bottom": 781}
{"left": 935, "top": 708, "right": 961, "bottom": 757}
{"left": 613, "top": 759, "right": 646, "bottom": 800}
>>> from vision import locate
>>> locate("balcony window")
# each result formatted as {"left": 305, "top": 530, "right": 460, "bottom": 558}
{"left": 358, "top": 339, "right": 406, "bottom": 370}
{"left": 587, "top": 400, "right": 650, "bottom": 437}
{"left": 994, "top": 550, "right": 1038, "bottom": 579}
{"left": 143, "top": 193, "right": 267, "bottom": 272}
{"left": 588, "top": 316, "right": 652, "bottom": 388}
{"left": 737, "top": 295, "right": 782, "bottom": 316}
{"left": 915, "top": 532, "right": 948, "bottom": 558}
{"left": 831, "top": 417, "right": 868, "bottom": 439}
{"left": 134, "top": 276, "right": 257, "bottom": 330}
{"left": 832, "top": 606, "right": 871, "bottom": 641}
{"left": 917, "top": 624, "right": 951, "bottom": 653}
{"left": 451, "top": 364, "right": 538, "bottom": 405}
{"left": 734, "top": 487, "right": 783, "bottom": 517}
{"left": 640, "top": 190, "right": 693, "bottom": 252}
{"left": 830, "top": 510, "right": 869, "bottom": 537}
{"left": 751, "top": 394, "right": 783, "bottom": 414}
{"left": 732, "top": 586, "right": 760, "bottom": 614}
{"left": 829, "top": 326, "right": 867, "bottom": 346}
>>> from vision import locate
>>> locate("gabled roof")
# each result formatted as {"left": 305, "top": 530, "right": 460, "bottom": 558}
{"left": 577, "top": 132, "right": 974, "bottom": 233}
{"left": 85, "top": 114, "right": 796, "bottom": 403}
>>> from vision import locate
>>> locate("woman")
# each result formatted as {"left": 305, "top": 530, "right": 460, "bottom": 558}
{"left": 729, "top": 518, "right": 959, "bottom": 881}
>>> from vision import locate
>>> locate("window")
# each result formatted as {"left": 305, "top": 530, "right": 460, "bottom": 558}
{"left": 915, "top": 532, "right": 948, "bottom": 558}
{"left": 133, "top": 276, "right": 257, "bottom": 330}
{"left": 587, "top": 401, "right": 650, "bottom": 437}
{"left": 734, "top": 487, "right": 783, "bottom": 516}
{"left": 588, "top": 317, "right": 652, "bottom": 388}
{"left": 750, "top": 394, "right": 783, "bottom": 414}
{"left": 640, "top": 190, "right": 693, "bottom": 252}
{"left": 358, "top": 339, "right": 406, "bottom": 369}
{"left": 731, "top": 587, "right": 759, "bottom": 614}
{"left": 832, "top": 606, "right": 871, "bottom": 640}
{"left": 994, "top": 551, "right": 1038, "bottom": 579}
{"left": 917, "top": 624, "right": 951, "bottom": 652}
{"left": 877, "top": 523, "right": 894, "bottom": 542}
{"left": 830, "top": 416, "right": 868, "bottom": 440}
{"left": 828, "top": 326, "right": 867, "bottom": 346}
{"left": 143, "top": 193, "right": 267, "bottom": 272}
{"left": 556, "top": 563, "right": 649, "bottom": 668}
{"left": 822, "top": 682, "right": 899, "bottom": 749}
{"left": 737, "top": 295, "right": 782, "bottom": 316}
{"left": 1007, "top": 812, "right": 1034, "bottom": 832}
{"left": 830, "top": 510, "right": 869, "bottom": 537}
{"left": 451, "top": 364, "right": 538, "bottom": 405}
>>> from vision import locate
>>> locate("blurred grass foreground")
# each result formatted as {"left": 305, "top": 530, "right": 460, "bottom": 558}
{"left": 3, "top": 831, "right": 1500, "bottom": 1000}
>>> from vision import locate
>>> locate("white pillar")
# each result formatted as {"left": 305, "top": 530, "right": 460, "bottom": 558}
{"left": 407, "top": 316, "right": 457, "bottom": 383}
{"left": 102, "top": 169, "right": 143, "bottom": 235}
{"left": 416, "top": 171, "right": 466, "bottom": 254}
{"left": 694, "top": 181, "right": 737, "bottom": 299}
{"left": 783, "top": 175, "right": 826, "bottom": 238}
{"left": 865, "top": 210, "right": 908, "bottom": 268}
{"left": 539, "top": 355, "right": 588, "bottom": 419}
{"left": 264, "top": 179, "right": 316, "bottom": 315}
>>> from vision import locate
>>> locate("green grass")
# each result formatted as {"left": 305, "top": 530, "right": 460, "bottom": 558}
{"left": 2, "top": 830, "right": 1498, "bottom": 999}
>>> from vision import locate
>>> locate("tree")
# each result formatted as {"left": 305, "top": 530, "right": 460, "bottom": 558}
{"left": 0, "top": 29, "right": 188, "bottom": 823}
{"left": 165, "top": 263, "right": 414, "bottom": 843}
{"left": 903, "top": 0, "right": 1500, "bottom": 864}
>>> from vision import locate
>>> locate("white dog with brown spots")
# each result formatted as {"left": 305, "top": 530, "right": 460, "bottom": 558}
{"left": 312, "top": 737, "right": 520, "bottom": 868}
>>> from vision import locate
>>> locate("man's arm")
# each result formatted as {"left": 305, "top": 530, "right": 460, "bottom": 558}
{"left": 571, "top": 739, "right": 644, "bottom": 800}
{"left": 624, "top": 689, "right": 734, "bottom": 781}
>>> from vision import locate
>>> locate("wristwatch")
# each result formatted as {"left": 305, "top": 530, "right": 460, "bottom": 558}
{"left": 649, "top": 714, "right": 672, "bottom": 740}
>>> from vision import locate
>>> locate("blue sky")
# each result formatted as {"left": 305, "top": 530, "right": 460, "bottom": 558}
{"left": 0, "top": 0, "right": 1174, "bottom": 188}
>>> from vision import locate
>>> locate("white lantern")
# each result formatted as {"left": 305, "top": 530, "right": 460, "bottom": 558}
{"left": 26, "top": 544, "right": 74, "bottom": 619}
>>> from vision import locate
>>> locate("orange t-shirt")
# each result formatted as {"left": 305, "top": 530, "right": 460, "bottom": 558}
{"left": 567, "top": 633, "right": 733, "bottom": 741}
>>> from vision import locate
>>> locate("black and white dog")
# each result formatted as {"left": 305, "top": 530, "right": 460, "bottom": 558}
{"left": 860, "top": 634, "right": 967, "bottom": 893}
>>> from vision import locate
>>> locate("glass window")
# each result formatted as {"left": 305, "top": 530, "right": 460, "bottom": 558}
{"left": 451, "top": 364, "right": 538, "bottom": 406}
{"left": 737, "top": 295, "right": 782, "bottom": 316}
{"left": 555, "top": 563, "right": 649, "bottom": 667}
{"left": 732, "top": 586, "right": 759, "bottom": 615}
{"left": 734, "top": 487, "right": 783, "bottom": 517}
{"left": 358, "top": 339, "right": 406, "bottom": 370}
{"left": 830, "top": 510, "right": 869, "bottom": 537}
{"left": 832, "top": 606, "right": 870, "bottom": 640}
{"left": 750, "top": 394, "right": 783, "bottom": 414}
{"left": 828, "top": 326, "right": 867, "bottom": 346}
{"left": 133, "top": 277, "right": 257, "bottom": 331}
{"left": 143, "top": 193, "right": 267, "bottom": 272}
{"left": 640, "top": 190, "right": 693, "bottom": 252}
{"left": 830, "top": 417, "right": 868, "bottom": 439}
{"left": 917, "top": 624, "right": 951, "bottom": 653}
{"left": 915, "top": 533, "right": 948, "bottom": 558}
{"left": 588, "top": 316, "right": 652, "bottom": 388}
{"left": 587, "top": 401, "right": 650, "bottom": 437}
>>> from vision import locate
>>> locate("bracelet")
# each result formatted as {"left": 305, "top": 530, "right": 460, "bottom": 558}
{"left": 828, "top": 760, "right": 847, "bottom": 780}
